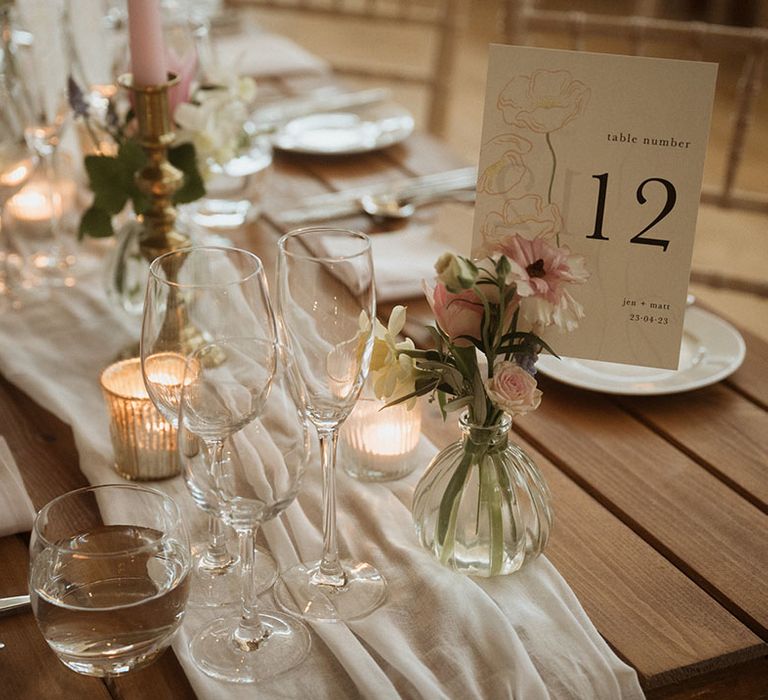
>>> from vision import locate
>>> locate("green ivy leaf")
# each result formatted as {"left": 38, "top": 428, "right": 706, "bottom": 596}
{"left": 84, "top": 155, "right": 127, "bottom": 214}
{"left": 168, "top": 142, "right": 205, "bottom": 204}
{"left": 78, "top": 206, "right": 114, "bottom": 239}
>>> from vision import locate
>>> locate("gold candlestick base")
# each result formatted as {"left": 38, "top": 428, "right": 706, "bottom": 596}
{"left": 118, "top": 73, "right": 190, "bottom": 262}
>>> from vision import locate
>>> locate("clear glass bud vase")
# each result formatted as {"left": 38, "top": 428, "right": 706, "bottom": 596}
{"left": 411, "top": 413, "right": 552, "bottom": 577}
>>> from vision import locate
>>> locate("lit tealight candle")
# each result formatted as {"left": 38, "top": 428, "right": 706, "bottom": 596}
{"left": 6, "top": 179, "right": 76, "bottom": 222}
{"left": 340, "top": 394, "right": 422, "bottom": 482}
{"left": 100, "top": 358, "right": 180, "bottom": 480}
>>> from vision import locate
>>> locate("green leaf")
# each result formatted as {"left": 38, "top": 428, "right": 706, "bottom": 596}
{"left": 443, "top": 396, "right": 473, "bottom": 414}
{"left": 117, "top": 140, "right": 147, "bottom": 178}
{"left": 84, "top": 155, "right": 127, "bottom": 214}
{"left": 78, "top": 206, "right": 114, "bottom": 239}
{"left": 168, "top": 142, "right": 205, "bottom": 204}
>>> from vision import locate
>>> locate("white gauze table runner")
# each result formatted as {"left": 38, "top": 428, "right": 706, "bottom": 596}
{"left": 0, "top": 248, "right": 644, "bottom": 699}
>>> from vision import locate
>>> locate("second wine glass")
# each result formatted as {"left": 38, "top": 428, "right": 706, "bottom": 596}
{"left": 182, "top": 338, "right": 311, "bottom": 683}
{"left": 273, "top": 227, "right": 386, "bottom": 622}
{"left": 141, "top": 246, "right": 278, "bottom": 606}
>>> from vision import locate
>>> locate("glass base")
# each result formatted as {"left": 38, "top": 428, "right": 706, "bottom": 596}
{"left": 273, "top": 559, "right": 387, "bottom": 622}
{"left": 188, "top": 542, "right": 276, "bottom": 608}
{"left": 189, "top": 613, "right": 311, "bottom": 683}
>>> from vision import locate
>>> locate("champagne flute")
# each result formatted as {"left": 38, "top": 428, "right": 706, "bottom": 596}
{"left": 29, "top": 484, "right": 191, "bottom": 677}
{"left": 141, "top": 246, "right": 278, "bottom": 606}
{"left": 182, "top": 339, "right": 311, "bottom": 682}
{"left": 273, "top": 227, "right": 386, "bottom": 622}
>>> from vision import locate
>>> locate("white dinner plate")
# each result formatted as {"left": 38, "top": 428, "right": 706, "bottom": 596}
{"left": 272, "top": 103, "right": 415, "bottom": 155}
{"left": 536, "top": 306, "right": 746, "bottom": 396}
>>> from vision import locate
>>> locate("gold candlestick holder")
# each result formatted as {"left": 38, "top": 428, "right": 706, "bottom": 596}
{"left": 118, "top": 73, "right": 190, "bottom": 263}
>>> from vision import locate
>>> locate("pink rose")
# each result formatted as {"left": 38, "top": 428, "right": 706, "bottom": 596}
{"left": 423, "top": 281, "right": 483, "bottom": 347}
{"left": 484, "top": 361, "right": 542, "bottom": 417}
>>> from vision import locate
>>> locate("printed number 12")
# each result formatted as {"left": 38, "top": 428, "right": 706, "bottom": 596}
{"left": 587, "top": 173, "right": 675, "bottom": 252}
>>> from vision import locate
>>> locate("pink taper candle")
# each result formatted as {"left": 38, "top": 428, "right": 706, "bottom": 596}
{"left": 127, "top": 0, "right": 167, "bottom": 86}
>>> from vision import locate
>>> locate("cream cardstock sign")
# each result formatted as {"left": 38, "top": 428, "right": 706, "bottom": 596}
{"left": 472, "top": 45, "right": 717, "bottom": 369}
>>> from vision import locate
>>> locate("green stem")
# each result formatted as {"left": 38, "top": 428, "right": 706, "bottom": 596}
{"left": 545, "top": 131, "right": 559, "bottom": 246}
{"left": 483, "top": 460, "right": 504, "bottom": 575}
{"left": 436, "top": 446, "right": 476, "bottom": 563}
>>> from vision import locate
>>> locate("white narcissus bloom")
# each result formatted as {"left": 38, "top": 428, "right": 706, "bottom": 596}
{"left": 369, "top": 306, "right": 419, "bottom": 409}
{"left": 484, "top": 361, "right": 542, "bottom": 416}
{"left": 174, "top": 77, "right": 258, "bottom": 178}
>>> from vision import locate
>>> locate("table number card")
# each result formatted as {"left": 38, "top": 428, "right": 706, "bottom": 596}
{"left": 472, "top": 45, "right": 717, "bottom": 368}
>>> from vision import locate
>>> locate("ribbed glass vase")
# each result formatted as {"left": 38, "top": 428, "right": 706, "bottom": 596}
{"left": 411, "top": 413, "right": 552, "bottom": 577}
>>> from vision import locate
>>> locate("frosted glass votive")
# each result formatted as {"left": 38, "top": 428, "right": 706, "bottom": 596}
{"left": 340, "top": 395, "right": 422, "bottom": 482}
{"left": 100, "top": 358, "right": 179, "bottom": 480}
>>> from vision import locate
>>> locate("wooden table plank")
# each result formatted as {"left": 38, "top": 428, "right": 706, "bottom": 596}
{"left": 0, "top": 536, "right": 112, "bottom": 699}
{"left": 726, "top": 326, "right": 768, "bottom": 410}
{"left": 420, "top": 405, "right": 766, "bottom": 689}
{"left": 516, "top": 380, "right": 768, "bottom": 638}
{"left": 619, "top": 384, "right": 768, "bottom": 512}
{"left": 0, "top": 379, "right": 195, "bottom": 700}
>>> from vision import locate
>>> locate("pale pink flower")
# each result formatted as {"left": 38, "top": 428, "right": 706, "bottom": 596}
{"left": 479, "top": 195, "right": 562, "bottom": 255}
{"left": 167, "top": 47, "right": 198, "bottom": 118}
{"left": 423, "top": 281, "right": 483, "bottom": 347}
{"left": 497, "top": 234, "right": 588, "bottom": 331}
{"left": 498, "top": 70, "right": 590, "bottom": 133}
{"left": 485, "top": 361, "right": 542, "bottom": 416}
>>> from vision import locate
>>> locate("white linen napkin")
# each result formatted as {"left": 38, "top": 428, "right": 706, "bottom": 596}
{"left": 0, "top": 437, "right": 37, "bottom": 536}
{"left": 0, "top": 244, "right": 644, "bottom": 699}
{"left": 304, "top": 202, "right": 474, "bottom": 302}
{"left": 214, "top": 31, "right": 329, "bottom": 78}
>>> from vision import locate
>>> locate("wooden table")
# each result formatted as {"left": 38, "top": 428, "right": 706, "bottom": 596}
{"left": 1, "top": 74, "right": 767, "bottom": 699}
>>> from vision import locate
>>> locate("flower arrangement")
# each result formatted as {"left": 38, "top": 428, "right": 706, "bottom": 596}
{"left": 370, "top": 233, "right": 588, "bottom": 574}
{"left": 370, "top": 232, "right": 588, "bottom": 421}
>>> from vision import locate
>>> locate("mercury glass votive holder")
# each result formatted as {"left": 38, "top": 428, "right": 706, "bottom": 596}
{"left": 340, "top": 394, "right": 422, "bottom": 482}
{"left": 100, "top": 358, "right": 179, "bottom": 480}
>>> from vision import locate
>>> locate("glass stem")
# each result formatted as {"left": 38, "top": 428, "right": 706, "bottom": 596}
{"left": 199, "top": 512, "right": 235, "bottom": 571}
{"left": 232, "top": 526, "right": 268, "bottom": 652}
{"left": 41, "top": 150, "right": 64, "bottom": 252}
{"left": 199, "top": 439, "right": 235, "bottom": 572}
{"left": 314, "top": 427, "right": 346, "bottom": 587}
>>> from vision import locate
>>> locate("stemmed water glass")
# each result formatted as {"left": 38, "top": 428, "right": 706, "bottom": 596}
{"left": 141, "top": 246, "right": 278, "bottom": 606}
{"left": 29, "top": 484, "right": 191, "bottom": 677}
{"left": 0, "top": 135, "right": 37, "bottom": 310}
{"left": 181, "top": 339, "right": 311, "bottom": 682}
{"left": 273, "top": 227, "right": 386, "bottom": 622}
{"left": 12, "top": 0, "right": 75, "bottom": 282}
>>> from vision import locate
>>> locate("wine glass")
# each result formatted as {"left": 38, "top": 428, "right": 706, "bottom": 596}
{"left": 273, "top": 227, "right": 386, "bottom": 622}
{"left": 181, "top": 339, "right": 311, "bottom": 683}
{"left": 141, "top": 246, "right": 278, "bottom": 606}
{"left": 29, "top": 484, "right": 191, "bottom": 677}
{"left": 12, "top": 0, "right": 76, "bottom": 282}
{"left": 0, "top": 137, "right": 38, "bottom": 309}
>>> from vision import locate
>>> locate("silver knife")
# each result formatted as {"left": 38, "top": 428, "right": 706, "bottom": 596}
{"left": 0, "top": 594, "right": 30, "bottom": 616}
{"left": 278, "top": 167, "right": 477, "bottom": 225}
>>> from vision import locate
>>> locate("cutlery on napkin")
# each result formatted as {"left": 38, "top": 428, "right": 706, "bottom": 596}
{"left": 0, "top": 437, "right": 36, "bottom": 537}
{"left": 304, "top": 202, "right": 474, "bottom": 302}
{"left": 278, "top": 167, "right": 477, "bottom": 225}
